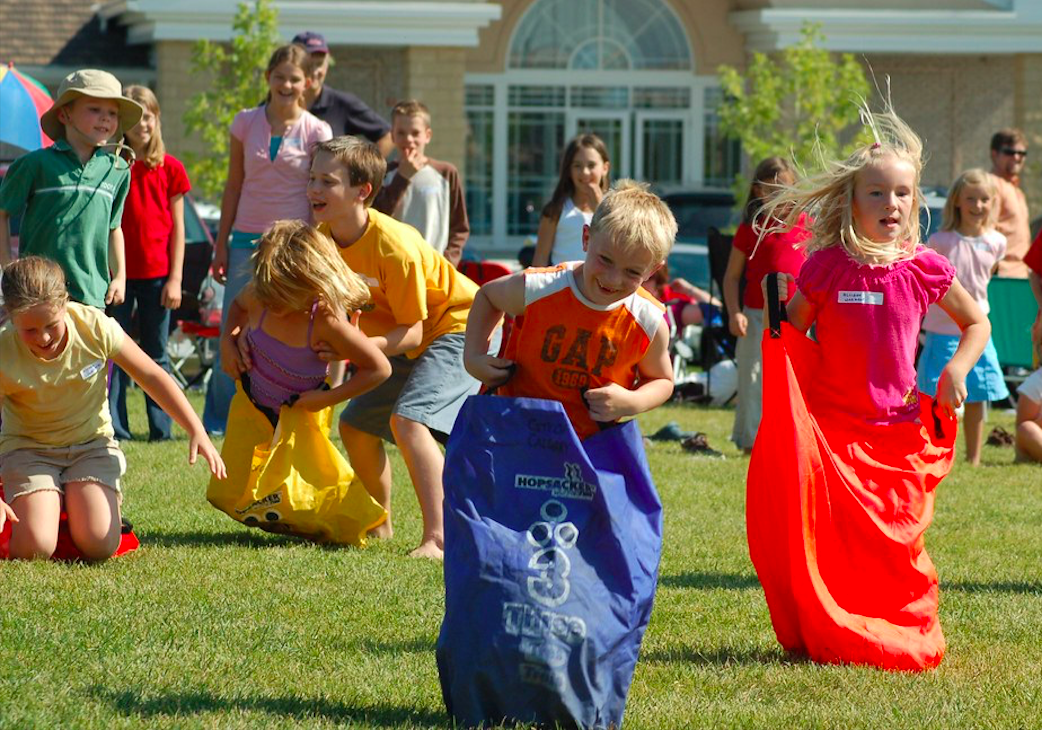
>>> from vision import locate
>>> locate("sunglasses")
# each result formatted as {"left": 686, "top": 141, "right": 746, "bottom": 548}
{"left": 1000, "top": 147, "right": 1028, "bottom": 158}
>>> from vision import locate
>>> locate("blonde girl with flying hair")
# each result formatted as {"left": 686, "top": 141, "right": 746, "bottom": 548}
{"left": 219, "top": 219, "right": 391, "bottom": 416}
{"left": 746, "top": 101, "right": 991, "bottom": 671}
{"left": 917, "top": 169, "right": 1008, "bottom": 466}
{"left": 212, "top": 220, "right": 391, "bottom": 544}
{"left": 108, "top": 85, "right": 192, "bottom": 442}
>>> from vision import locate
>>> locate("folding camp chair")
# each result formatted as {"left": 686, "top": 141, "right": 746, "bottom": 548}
{"left": 458, "top": 259, "right": 513, "bottom": 286}
{"left": 701, "top": 227, "right": 740, "bottom": 404}
{"left": 168, "top": 239, "right": 222, "bottom": 389}
{"left": 459, "top": 259, "right": 516, "bottom": 356}
{"left": 987, "top": 276, "right": 1037, "bottom": 396}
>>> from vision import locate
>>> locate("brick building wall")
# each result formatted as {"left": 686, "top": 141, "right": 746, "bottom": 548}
{"left": 1015, "top": 54, "right": 1042, "bottom": 214}
{"left": 155, "top": 42, "right": 208, "bottom": 164}
{"left": 864, "top": 55, "right": 1017, "bottom": 189}
{"left": 402, "top": 47, "right": 467, "bottom": 170}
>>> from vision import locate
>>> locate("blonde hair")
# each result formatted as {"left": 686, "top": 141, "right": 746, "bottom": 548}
{"left": 1, "top": 256, "right": 69, "bottom": 316}
{"left": 249, "top": 220, "right": 370, "bottom": 315}
{"left": 941, "top": 168, "right": 996, "bottom": 233}
{"left": 758, "top": 101, "right": 925, "bottom": 264}
{"left": 391, "top": 99, "right": 431, "bottom": 128}
{"left": 312, "top": 136, "right": 386, "bottom": 205}
{"left": 589, "top": 179, "right": 677, "bottom": 264}
{"left": 124, "top": 85, "right": 165, "bottom": 168}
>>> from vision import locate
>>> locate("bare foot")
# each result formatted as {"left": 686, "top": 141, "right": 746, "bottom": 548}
{"left": 409, "top": 539, "right": 444, "bottom": 560}
{"left": 368, "top": 519, "right": 394, "bottom": 540}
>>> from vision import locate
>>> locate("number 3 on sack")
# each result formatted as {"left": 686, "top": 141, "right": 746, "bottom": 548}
{"left": 526, "top": 499, "right": 579, "bottom": 608}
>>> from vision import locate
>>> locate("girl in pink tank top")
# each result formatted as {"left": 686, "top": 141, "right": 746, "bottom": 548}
{"left": 210, "top": 220, "right": 392, "bottom": 545}
{"left": 746, "top": 103, "right": 991, "bottom": 671}
{"left": 219, "top": 220, "right": 391, "bottom": 415}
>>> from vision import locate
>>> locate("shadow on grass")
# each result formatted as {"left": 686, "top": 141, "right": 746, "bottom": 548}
{"left": 355, "top": 636, "right": 436, "bottom": 654}
{"left": 141, "top": 529, "right": 300, "bottom": 550}
{"left": 946, "top": 580, "right": 1042, "bottom": 595}
{"left": 658, "top": 571, "right": 761, "bottom": 591}
{"left": 92, "top": 687, "right": 446, "bottom": 727}
{"left": 641, "top": 643, "right": 800, "bottom": 667}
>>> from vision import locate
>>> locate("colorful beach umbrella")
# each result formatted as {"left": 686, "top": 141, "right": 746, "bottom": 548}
{"left": 0, "top": 62, "right": 54, "bottom": 154}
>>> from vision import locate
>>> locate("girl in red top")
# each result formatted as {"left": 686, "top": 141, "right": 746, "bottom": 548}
{"left": 723, "top": 157, "right": 810, "bottom": 451}
{"left": 108, "top": 86, "right": 190, "bottom": 442}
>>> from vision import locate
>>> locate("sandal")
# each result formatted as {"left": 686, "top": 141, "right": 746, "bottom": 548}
{"left": 987, "top": 426, "right": 1015, "bottom": 447}
{"left": 681, "top": 432, "right": 726, "bottom": 458}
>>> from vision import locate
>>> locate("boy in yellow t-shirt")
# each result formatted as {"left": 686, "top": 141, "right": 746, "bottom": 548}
{"left": 308, "top": 136, "right": 479, "bottom": 559}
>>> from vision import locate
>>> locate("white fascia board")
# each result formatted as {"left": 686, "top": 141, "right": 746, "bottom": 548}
{"left": 730, "top": 8, "right": 1042, "bottom": 54}
{"left": 103, "top": 1, "right": 501, "bottom": 47}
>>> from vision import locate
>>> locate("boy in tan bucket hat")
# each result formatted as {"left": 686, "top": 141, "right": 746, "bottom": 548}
{"left": 0, "top": 69, "right": 144, "bottom": 308}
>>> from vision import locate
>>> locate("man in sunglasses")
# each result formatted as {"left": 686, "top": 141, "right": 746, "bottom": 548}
{"left": 989, "top": 128, "right": 1030, "bottom": 278}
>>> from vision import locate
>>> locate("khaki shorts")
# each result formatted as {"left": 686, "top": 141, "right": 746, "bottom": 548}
{"left": 0, "top": 438, "right": 125, "bottom": 503}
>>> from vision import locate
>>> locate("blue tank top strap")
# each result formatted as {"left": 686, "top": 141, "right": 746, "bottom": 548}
{"left": 257, "top": 308, "right": 269, "bottom": 327}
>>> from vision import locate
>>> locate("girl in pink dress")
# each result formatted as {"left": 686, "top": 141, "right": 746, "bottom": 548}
{"left": 746, "top": 105, "right": 991, "bottom": 671}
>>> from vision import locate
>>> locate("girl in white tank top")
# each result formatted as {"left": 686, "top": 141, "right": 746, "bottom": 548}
{"left": 532, "top": 134, "right": 611, "bottom": 266}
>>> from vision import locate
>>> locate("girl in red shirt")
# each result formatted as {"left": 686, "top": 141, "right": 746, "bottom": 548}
{"left": 723, "top": 157, "right": 810, "bottom": 451}
{"left": 108, "top": 86, "right": 190, "bottom": 442}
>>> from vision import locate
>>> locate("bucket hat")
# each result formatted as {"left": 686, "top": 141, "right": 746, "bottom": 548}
{"left": 40, "top": 69, "right": 144, "bottom": 142}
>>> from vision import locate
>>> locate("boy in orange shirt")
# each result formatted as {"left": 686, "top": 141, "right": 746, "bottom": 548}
{"left": 464, "top": 180, "right": 676, "bottom": 438}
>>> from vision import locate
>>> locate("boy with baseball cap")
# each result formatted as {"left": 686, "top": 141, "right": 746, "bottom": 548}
{"left": 0, "top": 69, "right": 142, "bottom": 308}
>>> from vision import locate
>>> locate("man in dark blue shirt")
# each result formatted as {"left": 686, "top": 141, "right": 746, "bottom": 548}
{"left": 293, "top": 31, "right": 393, "bottom": 158}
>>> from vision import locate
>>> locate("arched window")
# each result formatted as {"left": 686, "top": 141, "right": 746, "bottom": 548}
{"left": 465, "top": 0, "right": 740, "bottom": 246}
{"left": 509, "top": 0, "right": 692, "bottom": 72}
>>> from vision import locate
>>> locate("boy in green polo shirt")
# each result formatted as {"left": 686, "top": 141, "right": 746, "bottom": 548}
{"left": 0, "top": 69, "right": 143, "bottom": 308}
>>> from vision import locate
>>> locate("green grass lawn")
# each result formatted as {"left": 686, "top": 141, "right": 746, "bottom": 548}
{"left": 2, "top": 393, "right": 1040, "bottom": 729}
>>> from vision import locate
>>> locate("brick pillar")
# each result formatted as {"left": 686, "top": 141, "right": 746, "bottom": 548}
{"left": 155, "top": 41, "right": 210, "bottom": 163}
{"left": 401, "top": 46, "right": 467, "bottom": 173}
{"left": 1015, "top": 53, "right": 1042, "bottom": 214}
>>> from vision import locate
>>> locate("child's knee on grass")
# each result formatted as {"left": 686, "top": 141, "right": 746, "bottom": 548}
{"left": 1015, "top": 416, "right": 1042, "bottom": 463}
{"left": 64, "top": 481, "right": 121, "bottom": 560}
{"left": 8, "top": 490, "right": 61, "bottom": 559}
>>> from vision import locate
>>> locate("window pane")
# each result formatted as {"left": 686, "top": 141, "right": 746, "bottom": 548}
{"left": 508, "top": 111, "right": 565, "bottom": 236}
{"left": 704, "top": 88, "right": 741, "bottom": 188}
{"left": 465, "top": 110, "right": 494, "bottom": 236}
{"left": 465, "top": 85, "right": 494, "bottom": 107}
{"left": 570, "top": 86, "right": 629, "bottom": 109}
{"left": 642, "top": 118, "right": 684, "bottom": 186}
{"left": 634, "top": 87, "right": 690, "bottom": 109}
{"left": 508, "top": 85, "right": 566, "bottom": 107}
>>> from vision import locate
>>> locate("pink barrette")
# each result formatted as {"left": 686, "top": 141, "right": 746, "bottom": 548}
{"left": 870, "top": 142, "right": 882, "bottom": 149}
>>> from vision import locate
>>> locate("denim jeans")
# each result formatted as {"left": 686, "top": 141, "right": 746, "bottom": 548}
{"left": 108, "top": 277, "right": 174, "bottom": 440}
{"left": 203, "top": 245, "right": 254, "bottom": 435}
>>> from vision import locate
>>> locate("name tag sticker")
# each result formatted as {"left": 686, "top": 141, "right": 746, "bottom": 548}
{"left": 838, "top": 290, "right": 884, "bottom": 305}
{"left": 80, "top": 360, "right": 104, "bottom": 380}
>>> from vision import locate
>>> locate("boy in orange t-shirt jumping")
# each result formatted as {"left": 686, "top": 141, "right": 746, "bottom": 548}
{"left": 463, "top": 180, "right": 676, "bottom": 438}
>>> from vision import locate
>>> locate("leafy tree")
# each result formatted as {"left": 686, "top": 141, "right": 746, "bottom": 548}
{"left": 717, "top": 23, "right": 870, "bottom": 186}
{"left": 183, "top": 0, "right": 281, "bottom": 200}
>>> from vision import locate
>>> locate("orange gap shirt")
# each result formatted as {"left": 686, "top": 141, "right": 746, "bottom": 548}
{"left": 500, "top": 263, "right": 665, "bottom": 439}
